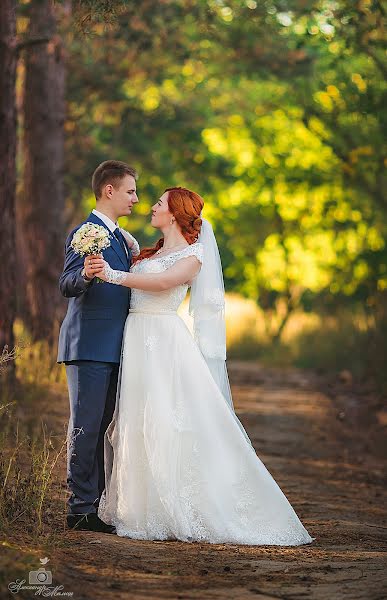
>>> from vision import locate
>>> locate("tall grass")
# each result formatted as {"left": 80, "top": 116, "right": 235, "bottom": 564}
{"left": 0, "top": 340, "right": 68, "bottom": 547}
{"left": 0, "top": 402, "right": 68, "bottom": 592}
{"left": 0, "top": 408, "right": 67, "bottom": 539}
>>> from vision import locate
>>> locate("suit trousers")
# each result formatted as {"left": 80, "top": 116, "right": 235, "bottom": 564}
{"left": 65, "top": 360, "right": 119, "bottom": 515}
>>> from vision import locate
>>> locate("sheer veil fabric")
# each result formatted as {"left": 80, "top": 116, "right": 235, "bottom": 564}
{"left": 190, "top": 217, "right": 254, "bottom": 447}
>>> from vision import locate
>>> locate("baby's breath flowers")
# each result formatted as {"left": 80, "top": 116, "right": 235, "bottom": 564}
{"left": 71, "top": 222, "right": 111, "bottom": 256}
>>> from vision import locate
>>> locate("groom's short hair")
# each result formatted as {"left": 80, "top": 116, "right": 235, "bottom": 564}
{"left": 92, "top": 160, "right": 138, "bottom": 199}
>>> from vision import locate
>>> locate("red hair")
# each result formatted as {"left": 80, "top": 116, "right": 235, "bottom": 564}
{"left": 133, "top": 187, "right": 204, "bottom": 263}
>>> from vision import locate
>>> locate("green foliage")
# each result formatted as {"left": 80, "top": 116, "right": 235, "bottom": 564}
{"left": 60, "top": 1, "right": 387, "bottom": 353}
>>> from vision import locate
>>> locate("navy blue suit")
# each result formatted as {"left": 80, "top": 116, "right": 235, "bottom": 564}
{"left": 57, "top": 212, "right": 132, "bottom": 515}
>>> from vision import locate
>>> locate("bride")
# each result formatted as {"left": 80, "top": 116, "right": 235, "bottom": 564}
{"left": 92, "top": 186, "right": 315, "bottom": 546}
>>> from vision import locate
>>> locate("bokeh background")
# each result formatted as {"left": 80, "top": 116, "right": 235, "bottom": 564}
{"left": 1, "top": 0, "right": 386, "bottom": 388}
{"left": 1, "top": 2, "right": 387, "bottom": 591}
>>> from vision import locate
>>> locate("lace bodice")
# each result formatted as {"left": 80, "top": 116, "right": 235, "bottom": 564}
{"left": 129, "top": 242, "right": 204, "bottom": 312}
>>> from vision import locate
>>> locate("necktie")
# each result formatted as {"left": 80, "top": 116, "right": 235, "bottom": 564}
{"left": 113, "top": 227, "right": 129, "bottom": 259}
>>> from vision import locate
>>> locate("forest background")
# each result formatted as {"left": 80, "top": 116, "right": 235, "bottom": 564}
{"left": 1, "top": 0, "right": 386, "bottom": 390}
{"left": 0, "top": 3, "right": 386, "bottom": 591}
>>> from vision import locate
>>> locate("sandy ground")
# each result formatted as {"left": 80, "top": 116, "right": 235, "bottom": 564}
{"left": 3, "top": 361, "right": 387, "bottom": 599}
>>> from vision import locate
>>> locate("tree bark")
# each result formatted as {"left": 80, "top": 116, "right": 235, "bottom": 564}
{"left": 0, "top": 0, "right": 17, "bottom": 379}
{"left": 19, "top": 0, "right": 66, "bottom": 343}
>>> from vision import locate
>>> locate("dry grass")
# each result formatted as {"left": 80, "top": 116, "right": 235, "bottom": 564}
{"left": 0, "top": 337, "right": 68, "bottom": 567}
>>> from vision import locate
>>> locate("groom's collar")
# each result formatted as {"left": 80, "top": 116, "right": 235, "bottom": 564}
{"left": 92, "top": 208, "right": 118, "bottom": 233}
{"left": 87, "top": 211, "right": 129, "bottom": 269}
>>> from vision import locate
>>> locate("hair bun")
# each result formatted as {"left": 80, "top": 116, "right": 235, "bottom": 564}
{"left": 193, "top": 216, "right": 202, "bottom": 231}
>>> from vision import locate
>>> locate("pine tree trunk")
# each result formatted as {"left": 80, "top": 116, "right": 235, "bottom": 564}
{"left": 19, "top": 0, "right": 66, "bottom": 343}
{"left": 0, "top": 0, "right": 17, "bottom": 380}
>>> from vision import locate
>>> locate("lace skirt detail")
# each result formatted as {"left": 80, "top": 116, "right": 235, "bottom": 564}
{"left": 98, "top": 312, "right": 315, "bottom": 546}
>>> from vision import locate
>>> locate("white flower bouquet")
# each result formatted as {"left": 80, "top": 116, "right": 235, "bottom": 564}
{"left": 71, "top": 222, "right": 111, "bottom": 255}
{"left": 71, "top": 222, "right": 111, "bottom": 282}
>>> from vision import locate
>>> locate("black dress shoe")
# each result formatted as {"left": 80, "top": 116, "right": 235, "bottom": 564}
{"left": 66, "top": 512, "right": 116, "bottom": 534}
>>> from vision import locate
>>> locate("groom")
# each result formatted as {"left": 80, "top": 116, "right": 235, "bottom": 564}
{"left": 57, "top": 160, "right": 139, "bottom": 533}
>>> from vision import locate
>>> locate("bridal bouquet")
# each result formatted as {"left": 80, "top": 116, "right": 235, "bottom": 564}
{"left": 71, "top": 222, "right": 111, "bottom": 282}
{"left": 71, "top": 222, "right": 111, "bottom": 256}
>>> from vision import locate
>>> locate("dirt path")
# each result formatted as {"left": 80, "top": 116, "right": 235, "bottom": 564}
{"left": 11, "top": 362, "right": 387, "bottom": 599}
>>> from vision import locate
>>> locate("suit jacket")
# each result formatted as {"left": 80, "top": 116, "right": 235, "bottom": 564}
{"left": 57, "top": 212, "right": 132, "bottom": 363}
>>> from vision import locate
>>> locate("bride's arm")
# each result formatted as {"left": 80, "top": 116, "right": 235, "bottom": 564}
{"left": 94, "top": 256, "right": 201, "bottom": 292}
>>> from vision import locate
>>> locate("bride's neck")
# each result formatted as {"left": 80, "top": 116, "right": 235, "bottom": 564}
{"left": 161, "top": 228, "right": 187, "bottom": 249}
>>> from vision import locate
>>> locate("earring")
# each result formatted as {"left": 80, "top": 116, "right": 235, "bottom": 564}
{"left": 170, "top": 218, "right": 175, "bottom": 225}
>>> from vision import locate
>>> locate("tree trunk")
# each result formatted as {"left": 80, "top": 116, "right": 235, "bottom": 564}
{"left": 0, "top": 0, "right": 17, "bottom": 381}
{"left": 19, "top": 0, "right": 66, "bottom": 343}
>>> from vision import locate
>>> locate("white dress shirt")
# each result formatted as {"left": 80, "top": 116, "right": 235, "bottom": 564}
{"left": 92, "top": 208, "right": 119, "bottom": 233}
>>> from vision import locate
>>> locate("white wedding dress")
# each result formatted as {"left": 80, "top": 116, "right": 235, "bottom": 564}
{"left": 98, "top": 242, "right": 315, "bottom": 546}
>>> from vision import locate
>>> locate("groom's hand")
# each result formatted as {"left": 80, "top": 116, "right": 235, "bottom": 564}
{"left": 84, "top": 254, "right": 104, "bottom": 279}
